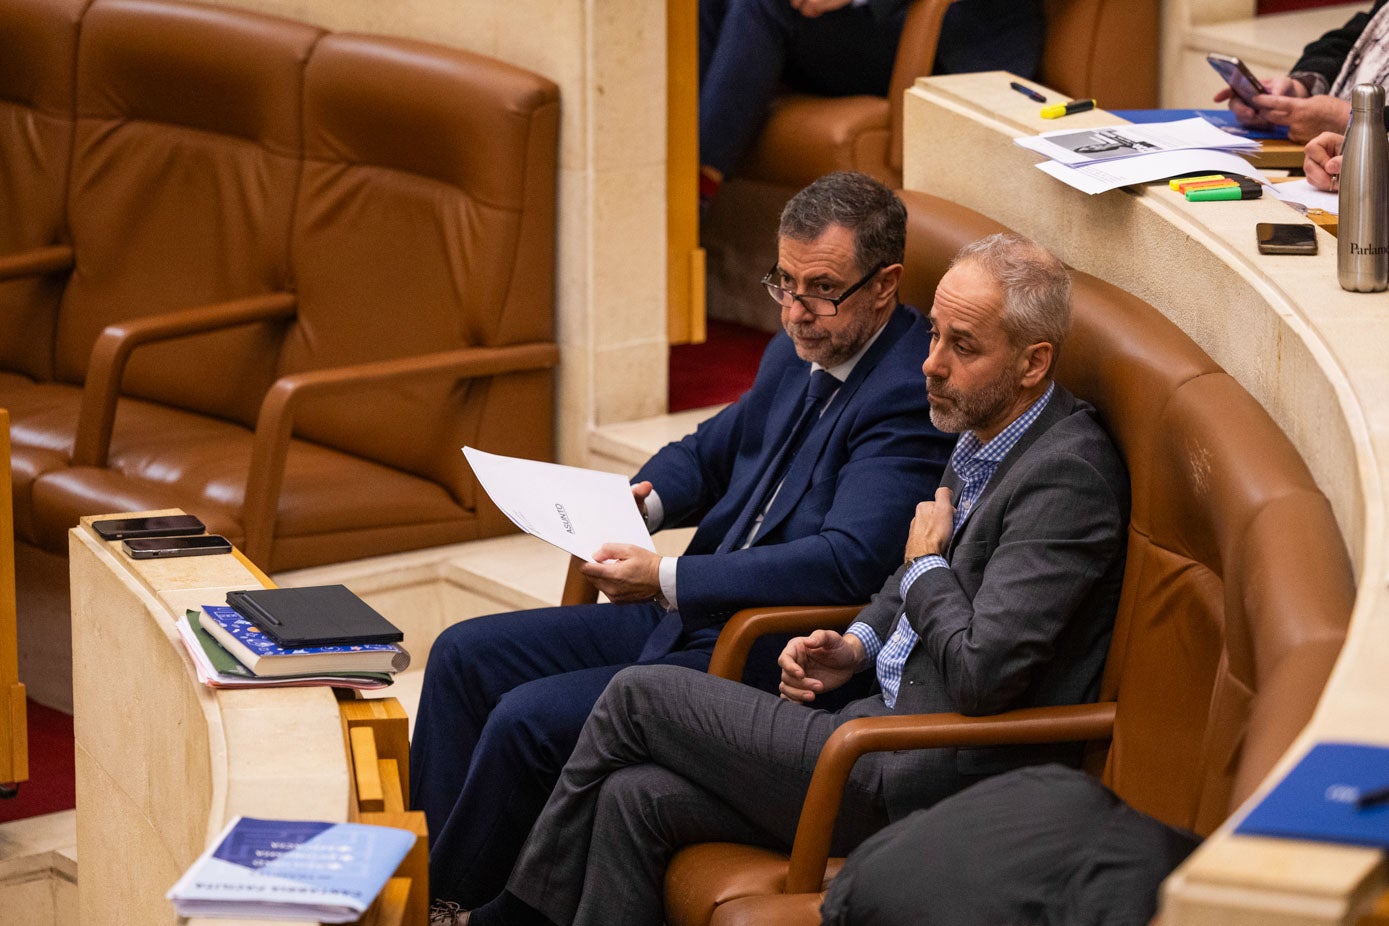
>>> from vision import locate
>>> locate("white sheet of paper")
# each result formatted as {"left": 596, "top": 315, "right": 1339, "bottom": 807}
{"left": 1015, "top": 117, "right": 1258, "bottom": 167}
{"left": 1269, "top": 178, "right": 1340, "bottom": 216}
{"left": 1035, "top": 149, "right": 1265, "bottom": 195}
{"left": 463, "top": 446, "right": 656, "bottom": 561}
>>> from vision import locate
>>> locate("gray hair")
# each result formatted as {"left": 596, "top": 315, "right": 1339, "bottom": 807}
{"left": 951, "top": 233, "right": 1071, "bottom": 354}
{"left": 778, "top": 171, "right": 906, "bottom": 273}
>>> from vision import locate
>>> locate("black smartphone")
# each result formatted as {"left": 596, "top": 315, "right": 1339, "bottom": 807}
{"left": 122, "top": 535, "right": 232, "bottom": 559}
{"left": 1257, "top": 222, "right": 1319, "bottom": 255}
{"left": 1207, "top": 53, "right": 1265, "bottom": 109}
{"left": 92, "top": 514, "right": 206, "bottom": 541}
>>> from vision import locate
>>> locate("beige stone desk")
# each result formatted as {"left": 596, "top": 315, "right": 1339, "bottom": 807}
{"left": 904, "top": 72, "right": 1389, "bottom": 924}
{"left": 69, "top": 511, "right": 351, "bottom": 925}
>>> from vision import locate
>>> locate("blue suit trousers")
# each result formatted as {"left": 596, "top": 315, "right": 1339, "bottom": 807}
{"left": 409, "top": 603, "right": 721, "bottom": 907}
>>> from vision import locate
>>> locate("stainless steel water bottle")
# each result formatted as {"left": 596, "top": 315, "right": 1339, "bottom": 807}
{"left": 1338, "top": 83, "right": 1389, "bottom": 292}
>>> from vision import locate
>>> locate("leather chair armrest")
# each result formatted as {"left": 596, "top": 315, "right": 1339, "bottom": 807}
{"left": 241, "top": 341, "right": 560, "bottom": 566}
{"left": 887, "top": 0, "right": 958, "bottom": 173}
{"left": 0, "top": 244, "right": 74, "bottom": 282}
{"left": 72, "top": 292, "right": 299, "bottom": 467}
{"left": 708, "top": 605, "right": 864, "bottom": 681}
{"left": 783, "top": 701, "right": 1118, "bottom": 893}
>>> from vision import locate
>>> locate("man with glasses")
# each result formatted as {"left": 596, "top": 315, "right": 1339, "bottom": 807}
{"left": 413, "top": 171, "right": 950, "bottom": 921}
{"left": 465, "top": 232, "right": 1130, "bottom": 926}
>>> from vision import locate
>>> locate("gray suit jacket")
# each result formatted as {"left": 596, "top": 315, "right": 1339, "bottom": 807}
{"left": 853, "top": 384, "right": 1130, "bottom": 818}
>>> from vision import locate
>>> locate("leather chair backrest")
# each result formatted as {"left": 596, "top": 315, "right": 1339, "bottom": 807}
{"left": 900, "top": 190, "right": 1352, "bottom": 837}
{"left": 0, "top": 0, "right": 89, "bottom": 381}
{"left": 1040, "top": 0, "right": 1160, "bottom": 109}
{"left": 278, "top": 32, "right": 559, "bottom": 504}
{"left": 54, "top": 0, "right": 320, "bottom": 425}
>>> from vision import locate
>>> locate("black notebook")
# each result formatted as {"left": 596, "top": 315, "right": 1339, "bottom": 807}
{"left": 226, "top": 585, "right": 403, "bottom": 648}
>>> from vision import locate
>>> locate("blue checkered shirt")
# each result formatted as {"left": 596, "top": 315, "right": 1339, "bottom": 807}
{"left": 847, "top": 382, "right": 1054, "bottom": 708}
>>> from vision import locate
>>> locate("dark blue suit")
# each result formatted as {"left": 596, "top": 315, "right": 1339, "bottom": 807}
{"left": 410, "top": 304, "right": 950, "bottom": 906}
{"left": 699, "top": 0, "right": 1046, "bottom": 176}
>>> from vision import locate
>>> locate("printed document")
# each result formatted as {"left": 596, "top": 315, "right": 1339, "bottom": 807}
{"left": 1015, "top": 117, "right": 1258, "bottom": 167}
{"left": 463, "top": 446, "right": 656, "bottom": 561}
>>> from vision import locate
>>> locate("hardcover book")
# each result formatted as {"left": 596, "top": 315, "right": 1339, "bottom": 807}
{"left": 226, "top": 584, "right": 403, "bottom": 647}
{"left": 177, "top": 613, "right": 393, "bottom": 690}
{"left": 167, "top": 816, "right": 416, "bottom": 922}
{"left": 198, "top": 605, "right": 409, "bottom": 677}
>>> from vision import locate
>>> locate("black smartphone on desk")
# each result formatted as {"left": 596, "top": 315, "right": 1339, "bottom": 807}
{"left": 122, "top": 535, "right": 232, "bottom": 559}
{"left": 93, "top": 514, "right": 205, "bottom": 540}
{"left": 1257, "top": 222, "right": 1319, "bottom": 255}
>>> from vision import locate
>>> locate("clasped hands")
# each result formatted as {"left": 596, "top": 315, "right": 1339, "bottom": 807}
{"left": 778, "top": 487, "right": 955, "bottom": 703}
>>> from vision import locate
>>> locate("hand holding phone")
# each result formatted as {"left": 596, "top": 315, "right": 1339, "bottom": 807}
{"left": 122, "top": 535, "right": 233, "bottom": 559}
{"left": 1208, "top": 53, "right": 1265, "bottom": 110}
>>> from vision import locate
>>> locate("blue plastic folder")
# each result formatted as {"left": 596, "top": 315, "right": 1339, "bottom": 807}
{"left": 1235, "top": 742, "right": 1389, "bottom": 849}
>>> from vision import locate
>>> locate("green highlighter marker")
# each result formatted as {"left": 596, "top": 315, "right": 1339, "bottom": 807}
{"left": 1187, "top": 179, "right": 1263, "bottom": 202}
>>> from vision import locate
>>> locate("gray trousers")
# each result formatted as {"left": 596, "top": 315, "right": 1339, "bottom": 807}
{"left": 505, "top": 664, "right": 967, "bottom": 926}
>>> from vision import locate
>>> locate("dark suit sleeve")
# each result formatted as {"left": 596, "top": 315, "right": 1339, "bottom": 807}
{"left": 1291, "top": 0, "right": 1385, "bottom": 84}
{"left": 901, "top": 448, "right": 1126, "bottom": 715}
{"left": 673, "top": 379, "right": 949, "bottom": 621}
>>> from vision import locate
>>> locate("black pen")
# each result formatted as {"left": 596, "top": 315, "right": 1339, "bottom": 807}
{"left": 1010, "top": 81, "right": 1046, "bottom": 103}
{"left": 1356, "top": 784, "right": 1389, "bottom": 809}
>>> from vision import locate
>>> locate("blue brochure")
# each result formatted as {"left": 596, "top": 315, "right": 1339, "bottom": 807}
{"left": 167, "top": 817, "right": 416, "bottom": 922}
{"left": 1110, "top": 108, "right": 1290, "bottom": 140}
{"left": 1235, "top": 742, "right": 1389, "bottom": 849}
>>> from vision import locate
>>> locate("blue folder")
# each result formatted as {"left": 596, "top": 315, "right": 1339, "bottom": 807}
{"left": 1235, "top": 742, "right": 1389, "bottom": 849}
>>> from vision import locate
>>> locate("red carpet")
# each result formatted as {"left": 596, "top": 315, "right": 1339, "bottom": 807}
{"left": 669, "top": 319, "right": 773, "bottom": 412}
{"left": 0, "top": 699, "right": 75, "bottom": 822}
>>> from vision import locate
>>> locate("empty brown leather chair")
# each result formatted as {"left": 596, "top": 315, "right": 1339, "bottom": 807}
{"left": 662, "top": 192, "right": 1353, "bottom": 926}
{"left": 27, "top": 13, "right": 560, "bottom": 571}
{"left": 0, "top": 0, "right": 89, "bottom": 538}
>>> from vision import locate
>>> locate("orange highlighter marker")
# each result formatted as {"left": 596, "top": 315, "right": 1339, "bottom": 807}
{"left": 1168, "top": 174, "right": 1227, "bottom": 191}
{"left": 1177, "top": 178, "right": 1238, "bottom": 195}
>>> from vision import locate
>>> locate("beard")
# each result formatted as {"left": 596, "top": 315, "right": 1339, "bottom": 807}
{"left": 784, "top": 308, "right": 880, "bottom": 368}
{"left": 927, "top": 366, "right": 1021, "bottom": 435}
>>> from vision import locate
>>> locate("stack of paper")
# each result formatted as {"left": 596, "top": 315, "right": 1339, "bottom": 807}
{"left": 1016, "top": 117, "right": 1266, "bottom": 195}
{"left": 168, "top": 817, "right": 416, "bottom": 922}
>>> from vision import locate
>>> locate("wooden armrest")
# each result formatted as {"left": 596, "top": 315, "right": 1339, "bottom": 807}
{"left": 241, "top": 342, "right": 559, "bottom": 565}
{"left": 71, "top": 292, "right": 298, "bottom": 466}
{"left": 562, "top": 554, "right": 599, "bottom": 607}
{"left": 888, "top": 0, "right": 959, "bottom": 172}
{"left": 707, "top": 605, "right": 864, "bottom": 681}
{"left": 783, "top": 701, "right": 1118, "bottom": 893}
{"left": 0, "top": 244, "right": 74, "bottom": 282}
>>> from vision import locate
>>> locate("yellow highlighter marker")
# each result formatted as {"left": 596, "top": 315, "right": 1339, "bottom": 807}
{"left": 1168, "top": 174, "right": 1227, "bottom": 191}
{"left": 1040, "top": 98, "right": 1097, "bottom": 119}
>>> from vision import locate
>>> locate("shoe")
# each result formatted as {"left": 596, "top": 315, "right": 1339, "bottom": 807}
{"left": 429, "top": 899, "right": 471, "bottom": 925}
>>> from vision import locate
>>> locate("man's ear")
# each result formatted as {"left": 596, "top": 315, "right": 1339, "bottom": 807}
{"left": 875, "top": 263, "right": 904, "bottom": 305}
{"left": 1018, "top": 342, "right": 1053, "bottom": 387}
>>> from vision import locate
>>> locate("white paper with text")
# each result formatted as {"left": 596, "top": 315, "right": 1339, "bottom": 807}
{"left": 463, "top": 446, "right": 655, "bottom": 561}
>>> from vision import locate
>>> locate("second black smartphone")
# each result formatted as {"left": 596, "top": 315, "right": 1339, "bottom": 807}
{"left": 122, "top": 535, "right": 232, "bottom": 559}
{"left": 1257, "top": 222, "right": 1319, "bottom": 255}
{"left": 92, "top": 514, "right": 206, "bottom": 540}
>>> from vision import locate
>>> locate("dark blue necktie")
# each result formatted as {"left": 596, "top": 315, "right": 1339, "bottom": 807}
{"left": 716, "top": 368, "right": 840, "bottom": 554}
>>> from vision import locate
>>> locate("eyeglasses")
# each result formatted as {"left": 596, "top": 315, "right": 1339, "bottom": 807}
{"left": 761, "top": 262, "right": 885, "bottom": 317}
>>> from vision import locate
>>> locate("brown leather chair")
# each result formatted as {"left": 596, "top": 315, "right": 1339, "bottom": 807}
{"left": 7, "top": 0, "right": 560, "bottom": 571}
{"left": 660, "top": 192, "right": 1354, "bottom": 926}
{"left": 0, "top": 0, "right": 90, "bottom": 539}
{"left": 737, "top": 0, "right": 1161, "bottom": 191}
